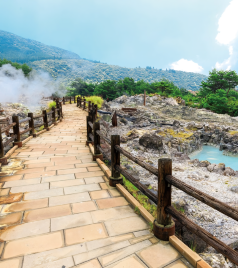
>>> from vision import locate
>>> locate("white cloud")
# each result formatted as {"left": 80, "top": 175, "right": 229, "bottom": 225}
{"left": 216, "top": 0, "right": 238, "bottom": 45}
{"left": 215, "top": 0, "right": 238, "bottom": 70}
{"left": 170, "top": 59, "right": 203, "bottom": 73}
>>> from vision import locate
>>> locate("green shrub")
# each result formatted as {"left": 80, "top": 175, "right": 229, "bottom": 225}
{"left": 48, "top": 101, "right": 56, "bottom": 109}
{"left": 76, "top": 95, "right": 103, "bottom": 109}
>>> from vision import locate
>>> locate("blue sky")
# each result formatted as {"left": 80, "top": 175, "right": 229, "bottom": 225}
{"left": 0, "top": 0, "right": 237, "bottom": 75}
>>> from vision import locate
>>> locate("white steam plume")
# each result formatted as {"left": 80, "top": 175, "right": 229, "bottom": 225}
{"left": 0, "top": 64, "right": 66, "bottom": 110}
{"left": 215, "top": 0, "right": 238, "bottom": 70}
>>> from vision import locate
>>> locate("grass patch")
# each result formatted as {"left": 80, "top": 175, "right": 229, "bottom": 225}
{"left": 122, "top": 176, "right": 157, "bottom": 218}
{"left": 76, "top": 95, "right": 103, "bottom": 109}
{"left": 48, "top": 101, "right": 56, "bottom": 109}
{"left": 229, "top": 130, "right": 238, "bottom": 135}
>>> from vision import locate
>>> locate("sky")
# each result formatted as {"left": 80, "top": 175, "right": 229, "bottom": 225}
{"left": 0, "top": 0, "right": 238, "bottom": 75}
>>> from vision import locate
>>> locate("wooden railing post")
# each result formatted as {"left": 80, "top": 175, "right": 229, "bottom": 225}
{"left": 79, "top": 97, "right": 81, "bottom": 108}
{"left": 28, "top": 112, "right": 34, "bottom": 136}
{"left": 77, "top": 97, "right": 79, "bottom": 107}
{"left": 88, "top": 101, "right": 91, "bottom": 113}
{"left": 109, "top": 135, "right": 123, "bottom": 187}
{"left": 52, "top": 107, "right": 56, "bottom": 124}
{"left": 70, "top": 97, "right": 72, "bottom": 104}
{"left": 93, "top": 122, "right": 103, "bottom": 161}
{"left": 43, "top": 110, "right": 49, "bottom": 130}
{"left": 86, "top": 116, "right": 92, "bottom": 146}
{"left": 12, "top": 115, "right": 22, "bottom": 147}
{"left": 112, "top": 111, "right": 117, "bottom": 127}
{"left": 94, "top": 104, "right": 98, "bottom": 120}
{"left": 60, "top": 102, "right": 63, "bottom": 118}
{"left": 0, "top": 128, "right": 4, "bottom": 158}
{"left": 153, "top": 158, "right": 175, "bottom": 241}
{"left": 63, "top": 97, "right": 65, "bottom": 105}
{"left": 83, "top": 99, "right": 86, "bottom": 110}
{"left": 74, "top": 96, "right": 76, "bottom": 103}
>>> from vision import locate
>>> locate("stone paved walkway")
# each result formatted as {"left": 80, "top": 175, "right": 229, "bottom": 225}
{"left": 0, "top": 104, "right": 191, "bottom": 268}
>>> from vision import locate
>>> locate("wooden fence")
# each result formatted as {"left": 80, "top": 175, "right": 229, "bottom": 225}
{"left": 74, "top": 96, "right": 238, "bottom": 265}
{"left": 0, "top": 99, "right": 63, "bottom": 165}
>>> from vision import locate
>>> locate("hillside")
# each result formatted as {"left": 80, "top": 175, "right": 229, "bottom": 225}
{"left": 0, "top": 29, "right": 207, "bottom": 90}
{"left": 29, "top": 59, "right": 207, "bottom": 91}
{"left": 0, "top": 30, "right": 80, "bottom": 62}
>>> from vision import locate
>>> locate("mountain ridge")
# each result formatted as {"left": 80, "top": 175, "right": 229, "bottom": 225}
{"left": 0, "top": 29, "right": 207, "bottom": 90}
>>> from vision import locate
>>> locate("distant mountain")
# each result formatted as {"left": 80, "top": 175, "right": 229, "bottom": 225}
{"left": 29, "top": 59, "right": 207, "bottom": 91}
{"left": 0, "top": 30, "right": 80, "bottom": 62}
{"left": 0, "top": 30, "right": 207, "bottom": 90}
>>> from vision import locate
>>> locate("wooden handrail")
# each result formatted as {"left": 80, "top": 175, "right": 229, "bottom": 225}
{"left": 166, "top": 206, "right": 238, "bottom": 265}
{"left": 33, "top": 114, "right": 44, "bottom": 119}
{"left": 1, "top": 123, "right": 16, "bottom": 133}
{"left": 19, "top": 117, "right": 31, "bottom": 124}
{"left": 80, "top": 98, "right": 238, "bottom": 264}
{"left": 20, "top": 128, "right": 32, "bottom": 135}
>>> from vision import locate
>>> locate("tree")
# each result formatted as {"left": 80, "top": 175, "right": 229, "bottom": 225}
{"left": 200, "top": 69, "right": 238, "bottom": 97}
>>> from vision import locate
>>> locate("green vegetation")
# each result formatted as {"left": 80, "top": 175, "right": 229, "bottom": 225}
{"left": 0, "top": 30, "right": 80, "bottom": 63}
{"left": 48, "top": 101, "right": 56, "bottom": 109}
{"left": 67, "top": 69, "right": 238, "bottom": 116}
{"left": 122, "top": 176, "right": 157, "bottom": 218}
{"left": 30, "top": 59, "right": 206, "bottom": 92}
{"left": 0, "top": 58, "right": 32, "bottom": 76}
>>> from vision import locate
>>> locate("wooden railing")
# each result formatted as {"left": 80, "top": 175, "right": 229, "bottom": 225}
{"left": 76, "top": 98, "right": 238, "bottom": 265}
{"left": 0, "top": 99, "right": 63, "bottom": 165}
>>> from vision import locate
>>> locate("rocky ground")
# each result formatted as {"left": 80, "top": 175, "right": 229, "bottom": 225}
{"left": 99, "top": 94, "right": 238, "bottom": 267}
{"left": 0, "top": 98, "right": 50, "bottom": 152}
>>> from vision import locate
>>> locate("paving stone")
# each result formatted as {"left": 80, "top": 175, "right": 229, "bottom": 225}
{"left": 23, "top": 171, "right": 56, "bottom": 180}
{"left": 64, "top": 183, "right": 101, "bottom": 195}
{"left": 75, "top": 163, "right": 98, "bottom": 168}
{"left": 74, "top": 259, "right": 101, "bottom": 268}
{"left": 86, "top": 233, "right": 134, "bottom": 251}
{"left": 3, "top": 231, "right": 64, "bottom": 259}
{"left": 109, "top": 189, "right": 121, "bottom": 197}
{"left": 0, "top": 212, "right": 22, "bottom": 227}
{"left": 96, "top": 197, "right": 128, "bottom": 209}
{"left": 0, "top": 257, "right": 22, "bottom": 268}
{"left": 99, "top": 183, "right": 108, "bottom": 190}
{"left": 137, "top": 242, "right": 182, "bottom": 268}
{"left": 0, "top": 219, "right": 50, "bottom": 241}
{"left": 26, "top": 162, "right": 54, "bottom": 168}
{"left": 23, "top": 204, "right": 71, "bottom": 222}
{"left": 53, "top": 159, "right": 83, "bottom": 165}
{"left": 16, "top": 167, "right": 45, "bottom": 174}
{"left": 84, "top": 177, "right": 104, "bottom": 184}
{"left": 72, "top": 201, "right": 97, "bottom": 214}
{"left": 108, "top": 254, "right": 148, "bottom": 268}
{"left": 51, "top": 212, "right": 93, "bottom": 231}
{"left": 164, "top": 259, "right": 190, "bottom": 268}
{"left": 3, "top": 178, "right": 41, "bottom": 188}
{"left": 24, "top": 188, "right": 64, "bottom": 200}
{"left": 24, "top": 159, "right": 51, "bottom": 164}
{"left": 42, "top": 173, "right": 75, "bottom": 183}
{"left": 0, "top": 188, "right": 10, "bottom": 196}
{"left": 134, "top": 230, "right": 151, "bottom": 237}
{"left": 149, "top": 237, "right": 159, "bottom": 244}
{"left": 2, "top": 198, "right": 48, "bottom": 213}
{"left": 22, "top": 243, "right": 87, "bottom": 268}
{"left": 105, "top": 216, "right": 148, "bottom": 236}
{"left": 49, "top": 192, "right": 91, "bottom": 206}
{"left": 90, "top": 190, "right": 110, "bottom": 199}
{"left": 10, "top": 183, "right": 49, "bottom": 194}
{"left": 91, "top": 206, "right": 135, "bottom": 223}
{"left": 0, "top": 175, "right": 23, "bottom": 182}
{"left": 99, "top": 240, "right": 151, "bottom": 267}
{"left": 58, "top": 167, "right": 87, "bottom": 175}
{"left": 87, "top": 167, "right": 101, "bottom": 171}
{"left": 24, "top": 257, "right": 74, "bottom": 268}
{"left": 65, "top": 223, "right": 108, "bottom": 246}
{"left": 46, "top": 164, "right": 75, "bottom": 171}
{"left": 129, "top": 234, "right": 153, "bottom": 244}
{"left": 73, "top": 240, "right": 130, "bottom": 265}
{"left": 50, "top": 178, "right": 85, "bottom": 189}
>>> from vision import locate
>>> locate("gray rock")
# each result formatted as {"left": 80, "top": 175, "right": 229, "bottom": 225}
{"left": 223, "top": 167, "right": 236, "bottom": 176}
{"left": 139, "top": 133, "right": 163, "bottom": 150}
{"left": 230, "top": 186, "right": 238, "bottom": 193}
